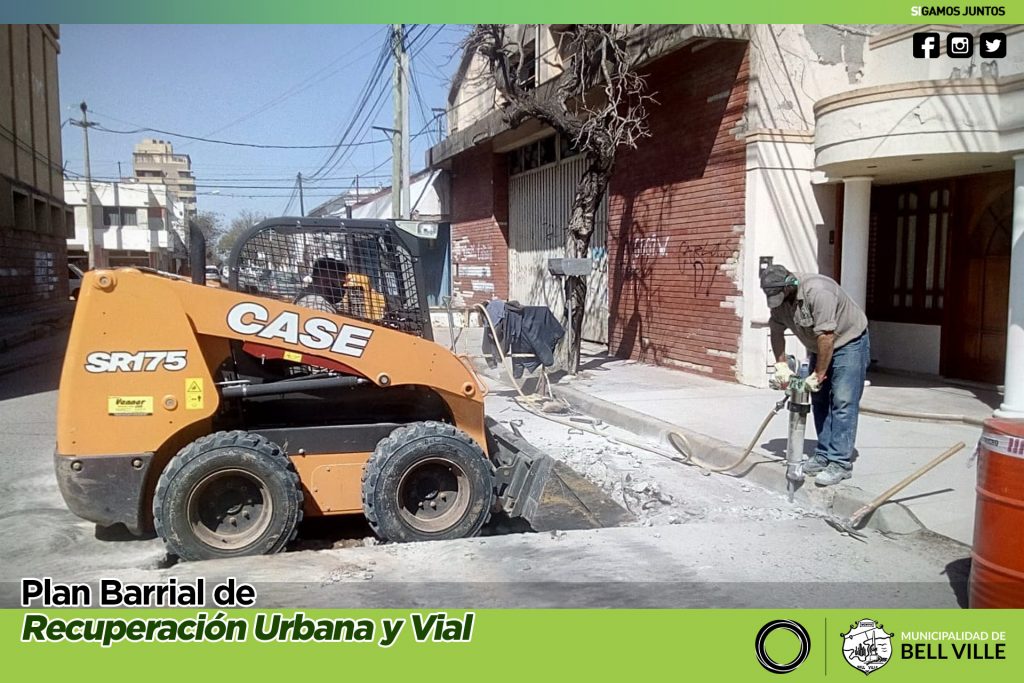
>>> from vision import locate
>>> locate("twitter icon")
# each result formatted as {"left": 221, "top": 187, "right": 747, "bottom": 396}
{"left": 979, "top": 32, "right": 1007, "bottom": 58}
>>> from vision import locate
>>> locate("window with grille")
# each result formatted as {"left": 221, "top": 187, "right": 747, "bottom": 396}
{"left": 867, "top": 182, "right": 951, "bottom": 324}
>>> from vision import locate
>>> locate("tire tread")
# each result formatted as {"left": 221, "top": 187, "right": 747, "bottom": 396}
{"left": 153, "top": 431, "right": 303, "bottom": 560}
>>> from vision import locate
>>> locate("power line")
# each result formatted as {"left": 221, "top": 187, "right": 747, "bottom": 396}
{"left": 411, "top": 24, "right": 446, "bottom": 57}
{"left": 307, "top": 36, "right": 393, "bottom": 177}
{"left": 307, "top": 31, "right": 395, "bottom": 179}
{"left": 403, "top": 24, "right": 430, "bottom": 51}
{"left": 62, "top": 168, "right": 391, "bottom": 189}
{"left": 281, "top": 178, "right": 299, "bottom": 214}
{"left": 198, "top": 26, "right": 389, "bottom": 139}
{"left": 89, "top": 120, "right": 388, "bottom": 150}
{"left": 409, "top": 55, "right": 438, "bottom": 146}
{"left": 315, "top": 78, "right": 392, "bottom": 179}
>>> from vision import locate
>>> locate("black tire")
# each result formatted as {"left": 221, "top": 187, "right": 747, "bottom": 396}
{"left": 153, "top": 431, "right": 303, "bottom": 561}
{"left": 361, "top": 421, "right": 494, "bottom": 543}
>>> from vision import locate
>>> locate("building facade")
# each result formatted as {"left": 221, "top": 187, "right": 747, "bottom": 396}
{"left": 430, "top": 23, "right": 1024, "bottom": 417}
{"left": 132, "top": 139, "right": 197, "bottom": 218}
{"left": 0, "top": 24, "right": 71, "bottom": 314}
{"left": 64, "top": 180, "right": 187, "bottom": 273}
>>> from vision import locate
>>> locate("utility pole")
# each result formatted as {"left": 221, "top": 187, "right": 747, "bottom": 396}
{"left": 390, "top": 24, "right": 411, "bottom": 219}
{"left": 297, "top": 172, "right": 305, "bottom": 216}
{"left": 71, "top": 102, "right": 100, "bottom": 269}
{"left": 400, "top": 28, "right": 411, "bottom": 219}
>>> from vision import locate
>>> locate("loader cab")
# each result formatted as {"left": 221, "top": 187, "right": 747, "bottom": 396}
{"left": 226, "top": 217, "right": 434, "bottom": 340}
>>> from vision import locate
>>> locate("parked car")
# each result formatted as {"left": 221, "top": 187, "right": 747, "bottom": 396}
{"left": 261, "top": 271, "right": 302, "bottom": 299}
{"left": 68, "top": 264, "right": 84, "bottom": 300}
{"left": 204, "top": 265, "right": 222, "bottom": 287}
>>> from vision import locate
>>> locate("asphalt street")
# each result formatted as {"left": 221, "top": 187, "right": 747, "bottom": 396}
{"left": 0, "top": 333, "right": 971, "bottom": 607}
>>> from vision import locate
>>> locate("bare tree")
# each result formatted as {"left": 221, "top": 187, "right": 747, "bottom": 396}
{"left": 190, "top": 211, "right": 223, "bottom": 264}
{"left": 466, "top": 24, "right": 653, "bottom": 373}
{"left": 217, "top": 209, "right": 267, "bottom": 260}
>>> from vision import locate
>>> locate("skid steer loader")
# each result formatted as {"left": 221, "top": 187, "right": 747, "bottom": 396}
{"left": 55, "top": 217, "right": 628, "bottom": 561}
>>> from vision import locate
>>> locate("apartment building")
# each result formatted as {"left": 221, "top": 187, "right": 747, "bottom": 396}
{"left": 132, "top": 138, "right": 197, "bottom": 218}
{"left": 64, "top": 180, "right": 187, "bottom": 273}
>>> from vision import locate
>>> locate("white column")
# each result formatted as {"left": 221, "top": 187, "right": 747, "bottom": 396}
{"left": 996, "top": 155, "right": 1024, "bottom": 418}
{"left": 840, "top": 177, "right": 873, "bottom": 309}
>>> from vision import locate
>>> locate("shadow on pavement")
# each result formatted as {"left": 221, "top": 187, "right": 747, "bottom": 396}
{"left": 943, "top": 556, "right": 971, "bottom": 608}
{"left": 0, "top": 332, "right": 67, "bottom": 402}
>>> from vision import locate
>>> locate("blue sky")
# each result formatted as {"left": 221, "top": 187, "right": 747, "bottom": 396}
{"left": 58, "top": 24, "right": 467, "bottom": 223}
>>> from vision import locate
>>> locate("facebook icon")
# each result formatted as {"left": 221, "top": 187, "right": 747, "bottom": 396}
{"left": 913, "top": 32, "right": 941, "bottom": 58}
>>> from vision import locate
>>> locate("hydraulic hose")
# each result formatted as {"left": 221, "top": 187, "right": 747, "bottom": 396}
{"left": 667, "top": 398, "right": 787, "bottom": 474}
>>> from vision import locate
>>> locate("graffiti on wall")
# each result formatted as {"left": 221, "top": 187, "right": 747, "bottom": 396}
{"left": 452, "top": 239, "right": 494, "bottom": 263}
{"left": 677, "top": 238, "right": 736, "bottom": 298}
{"left": 624, "top": 230, "right": 736, "bottom": 299}
{"left": 630, "top": 235, "right": 671, "bottom": 258}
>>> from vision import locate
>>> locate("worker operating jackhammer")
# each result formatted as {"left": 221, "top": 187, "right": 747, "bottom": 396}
{"left": 760, "top": 265, "right": 870, "bottom": 487}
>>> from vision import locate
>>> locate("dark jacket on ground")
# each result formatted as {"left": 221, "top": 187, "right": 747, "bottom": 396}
{"left": 481, "top": 301, "right": 564, "bottom": 377}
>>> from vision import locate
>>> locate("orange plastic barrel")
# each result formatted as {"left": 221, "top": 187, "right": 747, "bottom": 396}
{"left": 969, "top": 417, "right": 1024, "bottom": 608}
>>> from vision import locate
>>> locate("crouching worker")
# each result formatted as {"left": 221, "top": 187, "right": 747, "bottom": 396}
{"left": 760, "top": 265, "right": 870, "bottom": 486}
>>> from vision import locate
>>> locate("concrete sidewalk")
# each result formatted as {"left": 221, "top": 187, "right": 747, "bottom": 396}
{"left": 548, "top": 359, "right": 983, "bottom": 544}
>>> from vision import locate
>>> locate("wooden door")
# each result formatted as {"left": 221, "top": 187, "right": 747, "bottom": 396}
{"left": 944, "top": 179, "right": 1012, "bottom": 383}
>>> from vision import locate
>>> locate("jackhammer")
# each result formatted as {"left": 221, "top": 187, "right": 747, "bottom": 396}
{"left": 781, "top": 357, "right": 812, "bottom": 502}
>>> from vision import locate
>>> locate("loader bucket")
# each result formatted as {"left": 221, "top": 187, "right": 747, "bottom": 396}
{"left": 486, "top": 417, "right": 634, "bottom": 531}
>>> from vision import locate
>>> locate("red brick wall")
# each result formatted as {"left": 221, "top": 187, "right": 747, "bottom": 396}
{"left": 449, "top": 145, "right": 509, "bottom": 306}
{"left": 0, "top": 226, "right": 69, "bottom": 314}
{"left": 608, "top": 41, "right": 749, "bottom": 380}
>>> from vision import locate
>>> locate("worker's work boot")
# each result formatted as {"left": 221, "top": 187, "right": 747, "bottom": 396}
{"left": 802, "top": 455, "right": 828, "bottom": 476}
{"left": 815, "top": 462, "right": 851, "bottom": 487}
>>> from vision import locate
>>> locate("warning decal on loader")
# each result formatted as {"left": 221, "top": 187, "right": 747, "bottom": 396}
{"left": 108, "top": 396, "right": 154, "bottom": 416}
{"left": 185, "top": 378, "right": 204, "bottom": 410}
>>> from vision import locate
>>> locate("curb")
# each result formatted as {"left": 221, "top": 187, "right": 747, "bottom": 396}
{"left": 547, "top": 382, "right": 925, "bottom": 536}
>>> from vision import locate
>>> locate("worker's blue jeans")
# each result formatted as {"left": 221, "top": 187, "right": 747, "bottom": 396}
{"left": 808, "top": 331, "right": 870, "bottom": 470}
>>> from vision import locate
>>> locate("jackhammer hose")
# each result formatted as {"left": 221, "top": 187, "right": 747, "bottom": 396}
{"left": 472, "top": 303, "right": 787, "bottom": 473}
{"left": 667, "top": 400, "right": 786, "bottom": 474}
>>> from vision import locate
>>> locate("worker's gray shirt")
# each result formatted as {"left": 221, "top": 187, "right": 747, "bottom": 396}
{"left": 769, "top": 273, "right": 868, "bottom": 352}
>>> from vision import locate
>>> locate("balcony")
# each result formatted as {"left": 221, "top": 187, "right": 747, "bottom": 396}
{"left": 814, "top": 75, "right": 1024, "bottom": 182}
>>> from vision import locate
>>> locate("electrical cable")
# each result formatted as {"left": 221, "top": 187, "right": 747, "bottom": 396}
{"left": 281, "top": 178, "right": 299, "bottom": 215}
{"left": 411, "top": 24, "right": 447, "bottom": 58}
{"left": 199, "top": 26, "right": 389, "bottom": 138}
{"left": 307, "top": 32, "right": 394, "bottom": 179}
{"left": 90, "top": 122, "right": 387, "bottom": 150}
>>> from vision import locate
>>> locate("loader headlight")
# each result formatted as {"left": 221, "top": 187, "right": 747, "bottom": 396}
{"left": 395, "top": 220, "right": 438, "bottom": 239}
